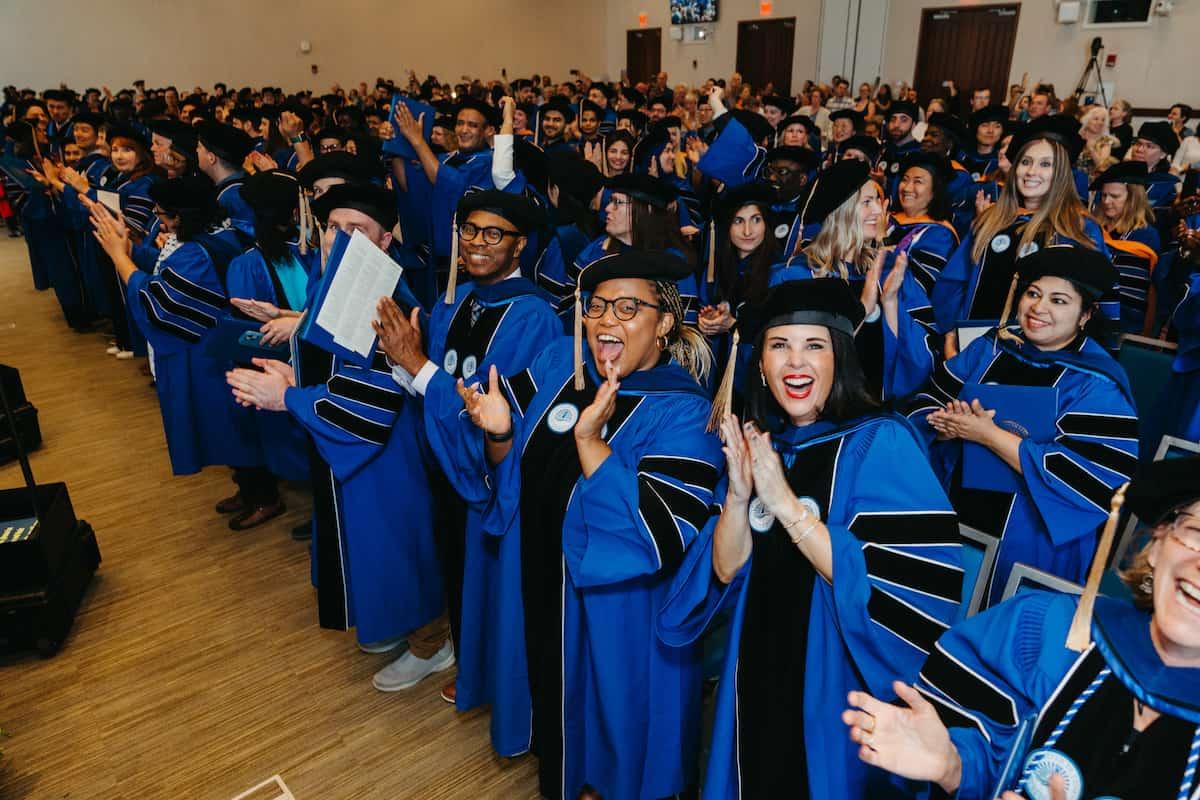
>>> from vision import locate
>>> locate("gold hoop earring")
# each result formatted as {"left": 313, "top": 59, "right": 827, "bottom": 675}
{"left": 656, "top": 335, "right": 669, "bottom": 351}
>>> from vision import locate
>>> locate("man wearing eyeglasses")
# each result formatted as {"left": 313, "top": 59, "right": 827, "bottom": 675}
{"left": 373, "top": 190, "right": 561, "bottom": 749}
{"left": 760, "top": 145, "right": 819, "bottom": 252}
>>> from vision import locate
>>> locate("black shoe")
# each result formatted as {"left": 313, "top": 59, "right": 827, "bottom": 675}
{"left": 291, "top": 520, "right": 313, "bottom": 541}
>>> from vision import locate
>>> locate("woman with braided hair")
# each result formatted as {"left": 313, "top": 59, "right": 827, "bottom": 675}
{"left": 430, "top": 250, "right": 721, "bottom": 799}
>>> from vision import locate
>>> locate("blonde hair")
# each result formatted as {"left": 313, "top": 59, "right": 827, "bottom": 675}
{"left": 1120, "top": 540, "right": 1155, "bottom": 611}
{"left": 1092, "top": 182, "right": 1155, "bottom": 236}
{"left": 1080, "top": 105, "right": 1109, "bottom": 137}
{"left": 970, "top": 138, "right": 1096, "bottom": 263}
{"left": 652, "top": 280, "right": 713, "bottom": 382}
{"left": 799, "top": 181, "right": 880, "bottom": 278}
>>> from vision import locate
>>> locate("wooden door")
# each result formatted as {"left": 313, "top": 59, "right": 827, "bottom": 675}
{"left": 736, "top": 18, "right": 796, "bottom": 96}
{"left": 912, "top": 4, "right": 1020, "bottom": 113}
{"left": 626, "top": 28, "right": 662, "bottom": 86}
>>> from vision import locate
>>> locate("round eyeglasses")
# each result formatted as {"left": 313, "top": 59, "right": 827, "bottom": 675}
{"left": 583, "top": 295, "right": 660, "bottom": 321}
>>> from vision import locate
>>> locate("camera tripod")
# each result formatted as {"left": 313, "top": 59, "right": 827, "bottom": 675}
{"left": 1074, "top": 38, "right": 1108, "bottom": 107}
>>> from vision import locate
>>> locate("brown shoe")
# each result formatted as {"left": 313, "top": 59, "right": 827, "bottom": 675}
{"left": 439, "top": 679, "right": 456, "bottom": 705}
{"left": 229, "top": 501, "right": 286, "bottom": 531}
{"left": 215, "top": 492, "right": 246, "bottom": 514}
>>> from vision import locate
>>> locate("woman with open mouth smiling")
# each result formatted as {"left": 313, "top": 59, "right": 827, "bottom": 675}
{"left": 878, "top": 150, "right": 961, "bottom": 397}
{"left": 439, "top": 250, "right": 719, "bottom": 800}
{"left": 906, "top": 245, "right": 1137, "bottom": 610}
{"left": 843, "top": 455, "right": 1200, "bottom": 800}
{"left": 659, "top": 278, "right": 962, "bottom": 799}
{"left": 933, "top": 116, "right": 1109, "bottom": 357}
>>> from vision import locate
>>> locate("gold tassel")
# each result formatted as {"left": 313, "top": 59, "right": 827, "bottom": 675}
{"left": 445, "top": 212, "right": 459, "bottom": 305}
{"left": 1066, "top": 482, "right": 1130, "bottom": 652}
{"left": 706, "top": 219, "right": 717, "bottom": 285}
{"left": 674, "top": 148, "right": 687, "bottom": 179}
{"left": 706, "top": 329, "right": 740, "bottom": 432}
{"left": 573, "top": 286, "right": 585, "bottom": 390}
{"left": 994, "top": 271, "right": 1024, "bottom": 348}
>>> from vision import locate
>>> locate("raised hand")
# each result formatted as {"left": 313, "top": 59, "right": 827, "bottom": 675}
{"left": 860, "top": 248, "right": 886, "bottom": 320}
{"left": 842, "top": 681, "right": 962, "bottom": 792}
{"left": 926, "top": 399, "right": 997, "bottom": 444}
{"left": 90, "top": 205, "right": 131, "bottom": 259}
{"left": 575, "top": 358, "right": 619, "bottom": 442}
{"left": 744, "top": 423, "right": 794, "bottom": 519}
{"left": 278, "top": 110, "right": 304, "bottom": 139}
{"left": 372, "top": 297, "right": 426, "bottom": 374}
{"left": 230, "top": 297, "right": 281, "bottom": 322}
{"left": 881, "top": 251, "right": 907, "bottom": 305}
{"left": 248, "top": 151, "right": 279, "bottom": 173}
{"left": 394, "top": 102, "right": 425, "bottom": 144}
{"left": 720, "top": 414, "right": 753, "bottom": 505}
{"left": 975, "top": 188, "right": 995, "bottom": 216}
{"left": 455, "top": 364, "right": 512, "bottom": 435}
{"left": 60, "top": 165, "right": 89, "bottom": 193}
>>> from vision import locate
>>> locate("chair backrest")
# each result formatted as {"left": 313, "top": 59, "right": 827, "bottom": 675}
{"left": 1001, "top": 563, "right": 1084, "bottom": 602}
{"left": 1116, "top": 334, "right": 1178, "bottom": 423}
{"left": 959, "top": 524, "right": 999, "bottom": 618}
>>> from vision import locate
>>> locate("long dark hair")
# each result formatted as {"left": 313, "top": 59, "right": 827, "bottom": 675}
{"left": 626, "top": 198, "right": 696, "bottom": 266}
{"left": 743, "top": 327, "right": 879, "bottom": 432}
{"left": 254, "top": 211, "right": 299, "bottom": 265}
{"left": 714, "top": 201, "right": 779, "bottom": 308}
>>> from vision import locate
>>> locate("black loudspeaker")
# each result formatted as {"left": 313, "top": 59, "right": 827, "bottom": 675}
{"left": 0, "top": 366, "right": 100, "bottom": 657}
{"left": 0, "top": 363, "right": 41, "bottom": 463}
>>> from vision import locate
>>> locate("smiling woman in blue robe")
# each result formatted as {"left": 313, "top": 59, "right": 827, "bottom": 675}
{"left": 659, "top": 278, "right": 961, "bottom": 799}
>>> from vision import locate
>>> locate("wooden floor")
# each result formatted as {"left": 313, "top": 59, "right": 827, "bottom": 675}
{"left": 0, "top": 236, "right": 540, "bottom": 799}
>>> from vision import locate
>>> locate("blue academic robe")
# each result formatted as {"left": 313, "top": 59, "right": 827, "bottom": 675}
{"left": 961, "top": 148, "right": 1000, "bottom": 181}
{"left": 284, "top": 338, "right": 442, "bottom": 644}
{"left": 1155, "top": 270, "right": 1200, "bottom": 446}
{"left": 916, "top": 592, "right": 1200, "bottom": 799}
{"left": 431, "top": 148, "right": 495, "bottom": 258}
{"left": 215, "top": 173, "right": 256, "bottom": 237}
{"left": 932, "top": 215, "right": 1110, "bottom": 334}
{"left": 454, "top": 340, "right": 723, "bottom": 799}
{"left": 533, "top": 223, "right": 594, "bottom": 324}
{"left": 574, "top": 236, "right": 701, "bottom": 326}
{"left": 1104, "top": 225, "right": 1161, "bottom": 334}
{"left": 126, "top": 239, "right": 262, "bottom": 475}
{"left": 60, "top": 152, "right": 119, "bottom": 316}
{"left": 695, "top": 117, "right": 767, "bottom": 189}
{"left": 224, "top": 242, "right": 320, "bottom": 482}
{"left": 659, "top": 414, "right": 961, "bottom": 799}
{"left": 882, "top": 214, "right": 962, "bottom": 398}
{"left": 904, "top": 330, "right": 1138, "bottom": 608}
{"left": 421, "top": 277, "right": 562, "bottom": 758}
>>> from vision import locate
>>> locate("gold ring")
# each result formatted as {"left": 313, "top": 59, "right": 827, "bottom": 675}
{"left": 862, "top": 717, "right": 875, "bottom": 734}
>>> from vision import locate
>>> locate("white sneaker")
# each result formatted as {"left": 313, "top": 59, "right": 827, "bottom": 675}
{"left": 105, "top": 345, "right": 120, "bottom": 355}
{"left": 358, "top": 635, "right": 408, "bottom": 655}
{"left": 116, "top": 350, "right": 135, "bottom": 360}
{"left": 372, "top": 640, "right": 454, "bottom": 692}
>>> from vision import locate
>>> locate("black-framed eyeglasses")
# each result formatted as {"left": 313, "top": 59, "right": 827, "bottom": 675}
{"left": 458, "top": 222, "right": 521, "bottom": 245}
{"left": 583, "top": 295, "right": 659, "bottom": 320}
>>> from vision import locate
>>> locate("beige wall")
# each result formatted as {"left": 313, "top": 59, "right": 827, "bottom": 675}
{"left": 0, "top": 0, "right": 608, "bottom": 92}
{"left": 602, "top": 0, "right": 823, "bottom": 91}
{"left": 880, "top": 0, "right": 1200, "bottom": 110}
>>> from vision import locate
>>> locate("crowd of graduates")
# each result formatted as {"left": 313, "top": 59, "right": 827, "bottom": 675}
{"left": 2, "top": 68, "right": 1200, "bottom": 799}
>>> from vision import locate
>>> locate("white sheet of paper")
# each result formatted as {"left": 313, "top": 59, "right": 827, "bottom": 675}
{"left": 97, "top": 190, "right": 121, "bottom": 213}
{"left": 314, "top": 229, "right": 403, "bottom": 358}
{"left": 957, "top": 324, "right": 993, "bottom": 351}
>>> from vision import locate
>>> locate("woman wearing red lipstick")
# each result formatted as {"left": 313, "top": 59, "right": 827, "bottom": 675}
{"left": 660, "top": 278, "right": 962, "bottom": 798}
{"left": 907, "top": 245, "right": 1137, "bottom": 610}
{"left": 843, "top": 456, "right": 1200, "bottom": 800}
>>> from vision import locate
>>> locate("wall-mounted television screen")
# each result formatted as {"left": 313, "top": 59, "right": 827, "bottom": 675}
{"left": 670, "top": 0, "right": 718, "bottom": 24}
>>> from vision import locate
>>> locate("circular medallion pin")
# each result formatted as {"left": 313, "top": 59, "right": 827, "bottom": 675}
{"left": 1021, "top": 748, "right": 1083, "bottom": 800}
{"left": 748, "top": 497, "right": 776, "bottom": 532}
{"left": 443, "top": 349, "right": 458, "bottom": 374}
{"left": 546, "top": 402, "right": 580, "bottom": 434}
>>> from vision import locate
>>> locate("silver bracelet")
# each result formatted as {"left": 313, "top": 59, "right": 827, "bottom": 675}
{"left": 782, "top": 507, "right": 819, "bottom": 545}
